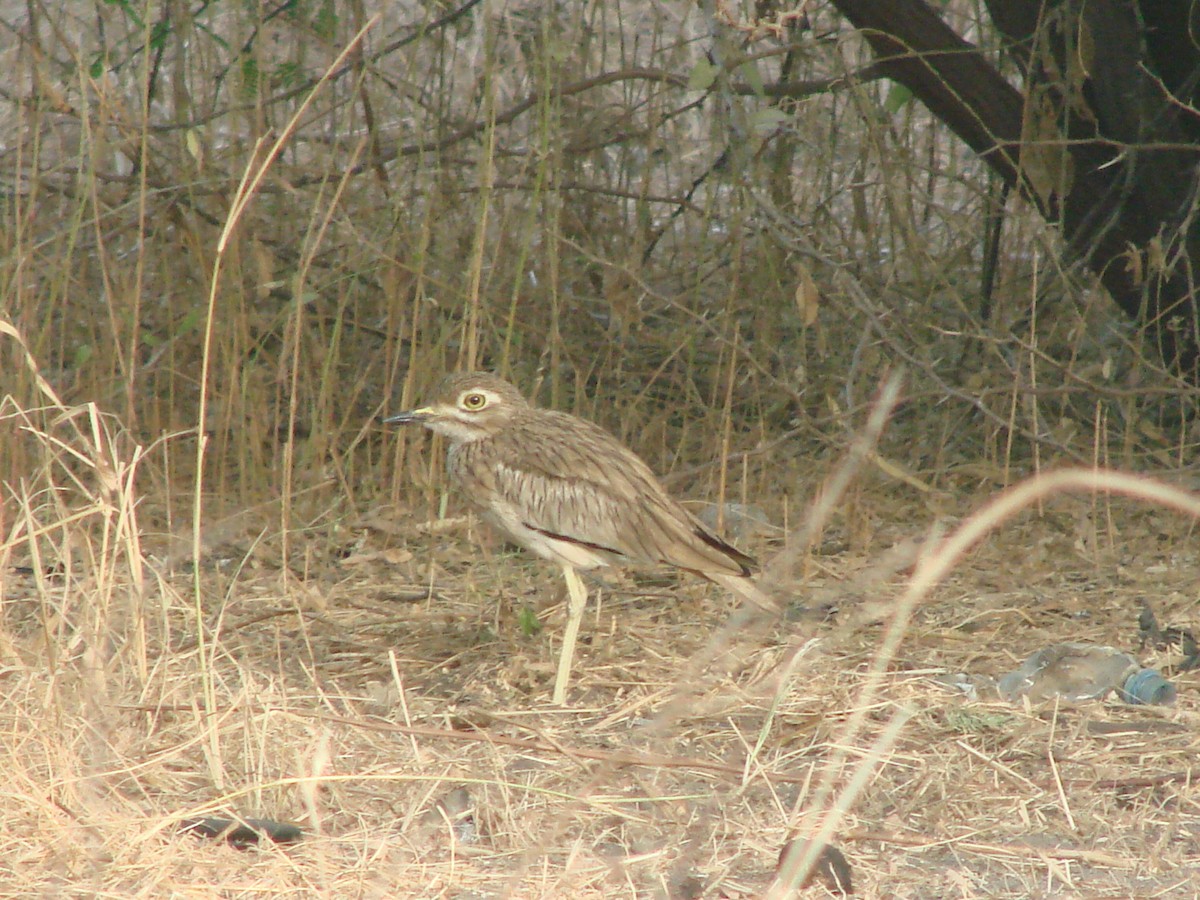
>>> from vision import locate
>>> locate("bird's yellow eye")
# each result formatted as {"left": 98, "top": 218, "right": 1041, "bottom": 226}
{"left": 461, "top": 391, "right": 488, "bottom": 411}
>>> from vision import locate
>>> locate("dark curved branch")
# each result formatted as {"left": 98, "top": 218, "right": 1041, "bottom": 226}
{"left": 830, "top": 0, "right": 1200, "bottom": 383}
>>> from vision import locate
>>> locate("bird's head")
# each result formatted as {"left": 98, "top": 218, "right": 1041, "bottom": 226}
{"left": 385, "top": 372, "right": 529, "bottom": 443}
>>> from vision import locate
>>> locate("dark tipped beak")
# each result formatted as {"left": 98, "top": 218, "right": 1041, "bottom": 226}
{"left": 383, "top": 407, "right": 431, "bottom": 425}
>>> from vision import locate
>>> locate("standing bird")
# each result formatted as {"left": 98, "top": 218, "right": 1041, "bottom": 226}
{"left": 386, "top": 372, "right": 778, "bottom": 705}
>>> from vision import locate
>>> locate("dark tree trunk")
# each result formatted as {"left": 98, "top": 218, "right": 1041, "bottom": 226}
{"left": 829, "top": 0, "right": 1200, "bottom": 383}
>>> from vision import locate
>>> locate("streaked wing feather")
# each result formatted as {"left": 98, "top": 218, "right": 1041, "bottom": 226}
{"left": 490, "top": 460, "right": 633, "bottom": 560}
{"left": 485, "top": 416, "right": 754, "bottom": 575}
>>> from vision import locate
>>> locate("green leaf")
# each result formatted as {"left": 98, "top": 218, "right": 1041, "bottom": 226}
{"left": 518, "top": 606, "right": 542, "bottom": 637}
{"left": 748, "top": 107, "right": 788, "bottom": 134}
{"left": 738, "top": 60, "right": 765, "bottom": 97}
{"left": 314, "top": 0, "right": 339, "bottom": 41}
{"left": 240, "top": 57, "right": 260, "bottom": 98}
{"left": 149, "top": 20, "right": 171, "bottom": 52}
{"left": 687, "top": 58, "right": 718, "bottom": 92}
{"left": 884, "top": 83, "right": 914, "bottom": 114}
{"left": 176, "top": 304, "right": 205, "bottom": 337}
{"left": 273, "top": 61, "right": 305, "bottom": 90}
{"left": 102, "top": 0, "right": 144, "bottom": 28}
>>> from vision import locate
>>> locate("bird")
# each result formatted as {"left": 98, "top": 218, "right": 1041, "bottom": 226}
{"left": 386, "top": 371, "right": 779, "bottom": 705}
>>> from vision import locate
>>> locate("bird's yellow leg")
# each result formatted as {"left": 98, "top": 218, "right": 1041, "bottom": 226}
{"left": 553, "top": 565, "right": 589, "bottom": 705}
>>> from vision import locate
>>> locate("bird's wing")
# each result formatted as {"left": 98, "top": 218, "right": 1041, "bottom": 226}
{"left": 484, "top": 418, "right": 754, "bottom": 576}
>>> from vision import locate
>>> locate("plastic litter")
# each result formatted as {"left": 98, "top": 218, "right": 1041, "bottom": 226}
{"left": 997, "top": 642, "right": 1175, "bottom": 705}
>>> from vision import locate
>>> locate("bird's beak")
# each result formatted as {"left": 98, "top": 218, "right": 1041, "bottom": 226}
{"left": 383, "top": 406, "right": 432, "bottom": 425}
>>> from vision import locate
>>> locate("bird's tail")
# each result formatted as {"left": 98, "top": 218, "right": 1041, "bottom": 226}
{"left": 709, "top": 571, "right": 783, "bottom": 616}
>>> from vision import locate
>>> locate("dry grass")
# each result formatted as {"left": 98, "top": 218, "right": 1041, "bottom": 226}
{"left": 3, "top": 1, "right": 1200, "bottom": 897}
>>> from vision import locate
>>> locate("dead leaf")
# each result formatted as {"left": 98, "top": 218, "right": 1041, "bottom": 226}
{"left": 794, "top": 263, "right": 821, "bottom": 327}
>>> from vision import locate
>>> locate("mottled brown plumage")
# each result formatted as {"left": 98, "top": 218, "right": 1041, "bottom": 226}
{"left": 387, "top": 372, "right": 776, "bottom": 704}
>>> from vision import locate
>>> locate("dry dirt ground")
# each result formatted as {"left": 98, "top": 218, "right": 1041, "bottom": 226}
{"left": 3, "top": 477, "right": 1199, "bottom": 898}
